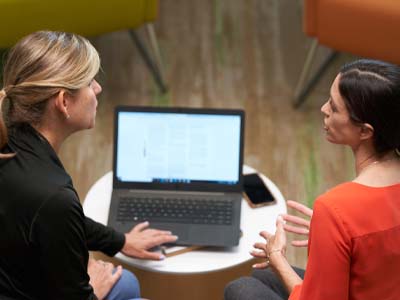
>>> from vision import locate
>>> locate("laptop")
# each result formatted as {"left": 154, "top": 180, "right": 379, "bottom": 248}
{"left": 108, "top": 106, "right": 245, "bottom": 247}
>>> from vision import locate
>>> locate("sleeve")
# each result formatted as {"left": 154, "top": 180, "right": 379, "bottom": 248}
{"left": 31, "top": 188, "right": 97, "bottom": 300}
{"left": 289, "top": 198, "right": 352, "bottom": 300}
{"left": 84, "top": 217, "right": 125, "bottom": 256}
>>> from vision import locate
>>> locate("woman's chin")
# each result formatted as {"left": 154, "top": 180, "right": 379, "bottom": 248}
{"left": 325, "top": 136, "right": 341, "bottom": 145}
{"left": 324, "top": 133, "right": 335, "bottom": 143}
{"left": 86, "top": 120, "right": 95, "bottom": 129}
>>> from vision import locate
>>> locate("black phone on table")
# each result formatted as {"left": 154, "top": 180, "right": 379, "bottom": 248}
{"left": 243, "top": 173, "right": 276, "bottom": 208}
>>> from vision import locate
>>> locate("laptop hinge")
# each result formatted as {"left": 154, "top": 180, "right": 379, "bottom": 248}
{"left": 126, "top": 189, "right": 233, "bottom": 196}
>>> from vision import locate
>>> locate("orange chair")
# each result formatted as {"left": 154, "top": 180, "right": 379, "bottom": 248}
{"left": 294, "top": 0, "right": 400, "bottom": 108}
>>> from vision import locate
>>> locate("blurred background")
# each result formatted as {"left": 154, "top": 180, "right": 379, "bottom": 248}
{"left": 58, "top": 0, "right": 356, "bottom": 268}
{"left": 2, "top": 0, "right": 367, "bottom": 298}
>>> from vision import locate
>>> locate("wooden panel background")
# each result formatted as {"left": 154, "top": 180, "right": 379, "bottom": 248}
{"left": 58, "top": 0, "right": 358, "bottom": 298}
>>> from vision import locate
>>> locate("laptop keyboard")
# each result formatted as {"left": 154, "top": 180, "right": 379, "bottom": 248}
{"left": 116, "top": 196, "right": 234, "bottom": 225}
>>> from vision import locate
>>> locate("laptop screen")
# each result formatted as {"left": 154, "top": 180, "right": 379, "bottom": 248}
{"left": 113, "top": 107, "right": 245, "bottom": 191}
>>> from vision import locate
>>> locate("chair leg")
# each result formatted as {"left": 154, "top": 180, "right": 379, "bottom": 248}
{"left": 146, "top": 24, "right": 165, "bottom": 79}
{"left": 129, "top": 26, "right": 168, "bottom": 94}
{"left": 293, "top": 39, "right": 339, "bottom": 109}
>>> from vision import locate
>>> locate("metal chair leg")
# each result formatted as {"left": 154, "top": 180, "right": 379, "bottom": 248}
{"left": 293, "top": 39, "right": 339, "bottom": 109}
{"left": 147, "top": 24, "right": 165, "bottom": 79}
{"left": 129, "top": 26, "right": 168, "bottom": 94}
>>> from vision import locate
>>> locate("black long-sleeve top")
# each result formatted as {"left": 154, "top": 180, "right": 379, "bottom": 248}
{"left": 0, "top": 124, "right": 125, "bottom": 300}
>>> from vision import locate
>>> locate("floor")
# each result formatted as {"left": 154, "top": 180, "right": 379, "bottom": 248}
{"left": 58, "top": 0, "right": 359, "bottom": 298}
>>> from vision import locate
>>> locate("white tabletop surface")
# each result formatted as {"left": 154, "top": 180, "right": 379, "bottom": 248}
{"left": 83, "top": 166, "right": 286, "bottom": 274}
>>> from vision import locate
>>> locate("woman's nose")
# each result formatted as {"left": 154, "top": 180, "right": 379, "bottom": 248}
{"left": 93, "top": 79, "right": 102, "bottom": 95}
{"left": 321, "top": 101, "right": 329, "bottom": 116}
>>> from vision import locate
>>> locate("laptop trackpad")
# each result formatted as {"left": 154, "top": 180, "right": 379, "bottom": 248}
{"left": 187, "top": 226, "right": 224, "bottom": 245}
{"left": 158, "top": 224, "right": 189, "bottom": 243}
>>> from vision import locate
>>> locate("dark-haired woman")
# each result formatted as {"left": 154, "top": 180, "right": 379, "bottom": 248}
{"left": 225, "top": 59, "right": 400, "bottom": 300}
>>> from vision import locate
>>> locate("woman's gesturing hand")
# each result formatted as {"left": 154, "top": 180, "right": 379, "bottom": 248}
{"left": 121, "top": 221, "right": 178, "bottom": 260}
{"left": 88, "top": 258, "right": 122, "bottom": 300}
{"left": 251, "top": 215, "right": 287, "bottom": 269}
{"left": 282, "top": 200, "right": 313, "bottom": 247}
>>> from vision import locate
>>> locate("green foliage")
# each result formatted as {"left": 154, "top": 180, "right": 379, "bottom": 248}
{"left": 303, "top": 144, "right": 319, "bottom": 208}
{"left": 297, "top": 119, "right": 321, "bottom": 209}
{"left": 214, "top": 0, "right": 225, "bottom": 66}
{"left": 151, "top": 86, "right": 171, "bottom": 107}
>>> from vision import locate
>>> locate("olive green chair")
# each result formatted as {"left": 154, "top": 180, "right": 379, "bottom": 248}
{"left": 0, "top": 0, "right": 167, "bottom": 92}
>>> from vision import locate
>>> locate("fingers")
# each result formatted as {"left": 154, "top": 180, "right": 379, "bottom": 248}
{"left": 259, "top": 230, "right": 272, "bottom": 242}
{"left": 283, "top": 224, "right": 309, "bottom": 235}
{"left": 291, "top": 240, "right": 308, "bottom": 247}
{"left": 286, "top": 200, "right": 313, "bottom": 217}
{"left": 140, "top": 250, "right": 166, "bottom": 260}
{"left": 146, "top": 234, "right": 178, "bottom": 248}
{"left": 133, "top": 223, "right": 176, "bottom": 239}
{"left": 145, "top": 229, "right": 173, "bottom": 236}
{"left": 275, "top": 215, "right": 285, "bottom": 232}
{"left": 132, "top": 221, "right": 150, "bottom": 232}
{"left": 253, "top": 242, "right": 266, "bottom": 251}
{"left": 88, "top": 258, "right": 96, "bottom": 267}
{"left": 252, "top": 261, "right": 269, "bottom": 269}
{"left": 110, "top": 265, "right": 123, "bottom": 284}
{"left": 250, "top": 250, "right": 267, "bottom": 258}
{"left": 282, "top": 214, "right": 310, "bottom": 228}
{"left": 98, "top": 260, "right": 114, "bottom": 272}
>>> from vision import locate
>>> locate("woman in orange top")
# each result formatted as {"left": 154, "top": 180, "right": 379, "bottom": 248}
{"left": 225, "top": 59, "right": 400, "bottom": 300}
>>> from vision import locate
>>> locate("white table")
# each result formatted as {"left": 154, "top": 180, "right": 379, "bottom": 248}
{"left": 83, "top": 166, "right": 286, "bottom": 274}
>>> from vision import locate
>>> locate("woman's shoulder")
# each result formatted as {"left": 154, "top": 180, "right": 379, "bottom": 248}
{"left": 314, "top": 182, "right": 400, "bottom": 238}
{"left": 317, "top": 181, "right": 400, "bottom": 206}
{"left": 314, "top": 182, "right": 373, "bottom": 215}
{"left": 317, "top": 182, "right": 360, "bottom": 202}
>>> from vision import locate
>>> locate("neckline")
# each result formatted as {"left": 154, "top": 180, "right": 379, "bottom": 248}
{"left": 349, "top": 181, "right": 400, "bottom": 189}
{"left": 11, "top": 123, "right": 65, "bottom": 171}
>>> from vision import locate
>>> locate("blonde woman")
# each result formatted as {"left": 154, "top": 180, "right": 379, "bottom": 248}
{"left": 0, "top": 31, "right": 177, "bottom": 300}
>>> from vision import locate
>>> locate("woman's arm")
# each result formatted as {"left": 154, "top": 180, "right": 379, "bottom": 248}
{"left": 85, "top": 214, "right": 177, "bottom": 260}
{"left": 251, "top": 216, "right": 303, "bottom": 293}
{"left": 84, "top": 216, "right": 125, "bottom": 256}
{"left": 32, "top": 189, "right": 98, "bottom": 300}
{"left": 293, "top": 199, "right": 351, "bottom": 300}
{"left": 251, "top": 198, "right": 351, "bottom": 300}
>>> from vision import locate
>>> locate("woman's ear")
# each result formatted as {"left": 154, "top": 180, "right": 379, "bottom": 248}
{"left": 360, "top": 123, "right": 374, "bottom": 141}
{"left": 53, "top": 90, "right": 71, "bottom": 119}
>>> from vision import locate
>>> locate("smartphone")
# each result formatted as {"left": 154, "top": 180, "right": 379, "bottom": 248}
{"left": 243, "top": 173, "right": 276, "bottom": 208}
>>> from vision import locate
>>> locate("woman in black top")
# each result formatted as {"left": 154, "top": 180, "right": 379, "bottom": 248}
{"left": 0, "top": 31, "right": 177, "bottom": 300}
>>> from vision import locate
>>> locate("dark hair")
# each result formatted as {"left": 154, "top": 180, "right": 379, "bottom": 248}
{"left": 339, "top": 59, "right": 400, "bottom": 154}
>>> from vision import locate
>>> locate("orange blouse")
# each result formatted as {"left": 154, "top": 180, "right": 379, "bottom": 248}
{"left": 289, "top": 182, "right": 400, "bottom": 300}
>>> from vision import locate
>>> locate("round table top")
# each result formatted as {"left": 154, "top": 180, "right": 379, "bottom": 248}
{"left": 83, "top": 166, "right": 286, "bottom": 274}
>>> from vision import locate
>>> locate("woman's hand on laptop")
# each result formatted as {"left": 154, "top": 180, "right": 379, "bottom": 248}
{"left": 281, "top": 200, "right": 313, "bottom": 247}
{"left": 121, "top": 221, "right": 178, "bottom": 260}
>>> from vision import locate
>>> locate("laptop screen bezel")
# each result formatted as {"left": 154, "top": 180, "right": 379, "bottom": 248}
{"left": 112, "top": 106, "right": 245, "bottom": 193}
